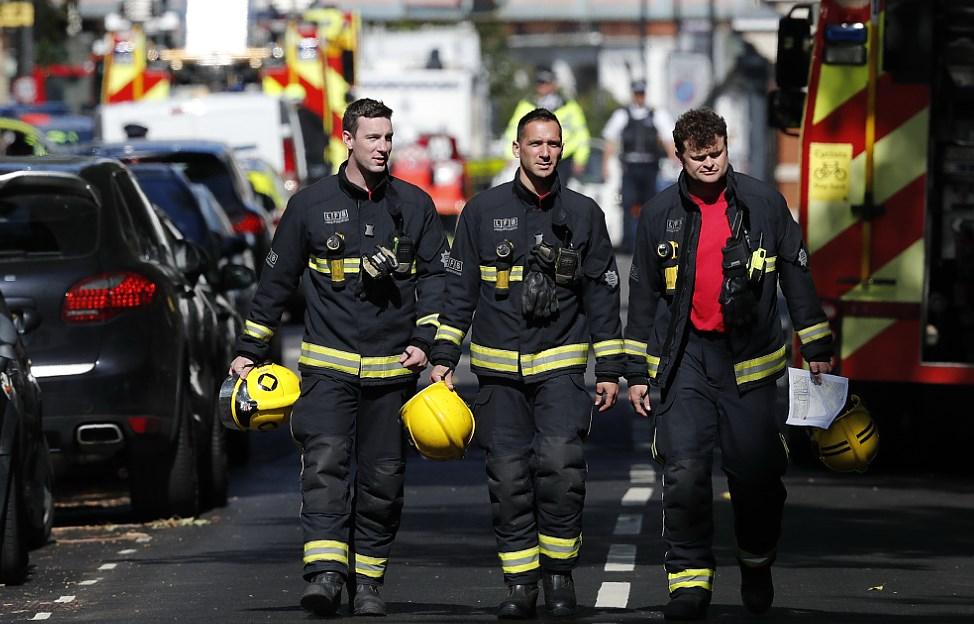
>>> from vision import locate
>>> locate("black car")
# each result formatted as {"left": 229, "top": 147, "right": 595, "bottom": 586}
{"left": 0, "top": 157, "right": 246, "bottom": 519}
{"left": 0, "top": 289, "right": 54, "bottom": 584}
{"left": 81, "top": 140, "right": 274, "bottom": 268}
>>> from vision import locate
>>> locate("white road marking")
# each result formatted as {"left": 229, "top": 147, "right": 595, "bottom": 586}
{"left": 613, "top": 513, "right": 643, "bottom": 536}
{"left": 595, "top": 581, "right": 630, "bottom": 608}
{"left": 604, "top": 544, "right": 637, "bottom": 572}
{"left": 98, "top": 563, "right": 117, "bottom": 571}
{"left": 118, "top": 548, "right": 136, "bottom": 555}
{"left": 136, "top": 536, "right": 151, "bottom": 543}
{"left": 30, "top": 614, "right": 52, "bottom": 621}
{"left": 621, "top": 486, "right": 654, "bottom": 506}
{"left": 78, "top": 578, "right": 100, "bottom": 586}
{"left": 629, "top": 464, "right": 656, "bottom": 484}
{"left": 55, "top": 595, "right": 76, "bottom": 603}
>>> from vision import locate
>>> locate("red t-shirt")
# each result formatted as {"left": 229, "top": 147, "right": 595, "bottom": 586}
{"left": 690, "top": 190, "right": 731, "bottom": 332}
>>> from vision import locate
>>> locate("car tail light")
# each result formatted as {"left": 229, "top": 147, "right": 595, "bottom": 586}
{"left": 232, "top": 212, "right": 266, "bottom": 235}
{"left": 62, "top": 272, "right": 157, "bottom": 323}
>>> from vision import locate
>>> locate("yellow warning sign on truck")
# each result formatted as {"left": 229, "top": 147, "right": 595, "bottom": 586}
{"left": 808, "top": 142, "right": 852, "bottom": 202}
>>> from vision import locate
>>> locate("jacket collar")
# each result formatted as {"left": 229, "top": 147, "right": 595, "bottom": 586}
{"left": 338, "top": 160, "right": 390, "bottom": 201}
{"left": 512, "top": 168, "right": 561, "bottom": 210}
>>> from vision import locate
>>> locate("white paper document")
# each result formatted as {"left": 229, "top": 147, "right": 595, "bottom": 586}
{"left": 785, "top": 367, "right": 849, "bottom": 429}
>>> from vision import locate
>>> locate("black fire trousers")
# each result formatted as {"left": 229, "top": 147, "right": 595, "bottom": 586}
{"left": 473, "top": 373, "right": 592, "bottom": 585}
{"left": 290, "top": 373, "right": 414, "bottom": 585}
{"left": 653, "top": 329, "right": 787, "bottom": 594}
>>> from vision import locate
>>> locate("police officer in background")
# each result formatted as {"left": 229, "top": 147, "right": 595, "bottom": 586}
{"left": 601, "top": 79, "right": 675, "bottom": 252}
{"left": 504, "top": 67, "right": 591, "bottom": 182}
{"left": 430, "top": 108, "right": 624, "bottom": 619}
{"left": 229, "top": 98, "right": 447, "bottom": 618}
{"left": 625, "top": 108, "right": 833, "bottom": 621}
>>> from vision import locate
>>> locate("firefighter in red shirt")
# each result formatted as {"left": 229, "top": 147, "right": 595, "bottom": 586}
{"left": 625, "top": 108, "right": 834, "bottom": 620}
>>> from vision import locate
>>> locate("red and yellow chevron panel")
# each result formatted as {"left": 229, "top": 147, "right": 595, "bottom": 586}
{"left": 101, "top": 26, "right": 169, "bottom": 104}
{"left": 798, "top": 0, "right": 974, "bottom": 384}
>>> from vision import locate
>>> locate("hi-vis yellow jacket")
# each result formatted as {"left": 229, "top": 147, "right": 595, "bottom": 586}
{"left": 505, "top": 98, "right": 591, "bottom": 169}
{"left": 625, "top": 168, "right": 833, "bottom": 391}
{"left": 235, "top": 163, "right": 447, "bottom": 385}
{"left": 430, "top": 173, "right": 624, "bottom": 383}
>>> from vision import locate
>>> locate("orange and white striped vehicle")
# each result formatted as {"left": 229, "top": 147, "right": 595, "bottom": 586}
{"left": 772, "top": 0, "right": 974, "bottom": 450}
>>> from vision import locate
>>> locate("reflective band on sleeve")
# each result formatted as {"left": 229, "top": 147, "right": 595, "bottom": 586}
{"left": 360, "top": 355, "right": 413, "bottom": 379}
{"left": 303, "top": 540, "right": 349, "bottom": 566}
{"left": 498, "top": 546, "right": 541, "bottom": 575}
{"left": 734, "top": 345, "right": 787, "bottom": 385}
{"left": 470, "top": 343, "right": 520, "bottom": 373}
{"left": 520, "top": 343, "right": 589, "bottom": 377}
{"left": 416, "top": 313, "right": 440, "bottom": 328}
{"left": 354, "top": 553, "right": 388, "bottom": 579}
{"left": 435, "top": 324, "right": 465, "bottom": 345}
{"left": 308, "top": 256, "right": 361, "bottom": 275}
{"left": 479, "top": 265, "right": 525, "bottom": 282}
{"left": 539, "top": 533, "right": 581, "bottom": 560}
{"left": 244, "top": 320, "right": 274, "bottom": 342}
{"left": 624, "top": 339, "right": 648, "bottom": 357}
{"left": 765, "top": 256, "right": 777, "bottom": 272}
{"left": 593, "top": 339, "right": 625, "bottom": 358}
{"left": 668, "top": 568, "right": 714, "bottom": 593}
{"left": 298, "top": 342, "right": 361, "bottom": 375}
{"left": 797, "top": 321, "right": 832, "bottom": 344}
{"left": 647, "top": 354, "right": 660, "bottom": 379}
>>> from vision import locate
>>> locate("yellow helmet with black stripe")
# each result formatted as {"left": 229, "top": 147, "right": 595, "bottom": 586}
{"left": 219, "top": 364, "right": 300, "bottom": 431}
{"left": 811, "top": 395, "right": 879, "bottom": 473}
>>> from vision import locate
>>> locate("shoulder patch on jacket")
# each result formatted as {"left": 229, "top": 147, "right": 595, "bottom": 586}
{"left": 266, "top": 249, "right": 279, "bottom": 268}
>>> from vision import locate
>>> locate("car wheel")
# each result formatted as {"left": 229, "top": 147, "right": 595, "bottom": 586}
{"left": 24, "top": 438, "right": 54, "bottom": 549}
{"left": 199, "top": 399, "right": 228, "bottom": 509}
{"left": 130, "top": 393, "right": 200, "bottom": 520}
{"left": 0, "top": 465, "right": 29, "bottom": 585}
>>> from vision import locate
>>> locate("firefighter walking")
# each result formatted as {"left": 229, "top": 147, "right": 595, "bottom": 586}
{"left": 430, "top": 108, "right": 624, "bottom": 619}
{"left": 625, "top": 108, "right": 834, "bottom": 620}
{"left": 229, "top": 98, "right": 447, "bottom": 617}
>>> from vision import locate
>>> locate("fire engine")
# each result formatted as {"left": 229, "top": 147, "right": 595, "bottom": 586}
{"left": 770, "top": 0, "right": 974, "bottom": 462}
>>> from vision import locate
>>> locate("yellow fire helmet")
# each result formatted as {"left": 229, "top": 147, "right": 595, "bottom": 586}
{"left": 810, "top": 394, "right": 879, "bottom": 473}
{"left": 218, "top": 363, "right": 301, "bottom": 432}
{"left": 399, "top": 381, "right": 475, "bottom": 460}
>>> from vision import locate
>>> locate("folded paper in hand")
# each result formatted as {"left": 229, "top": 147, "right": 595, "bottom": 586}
{"left": 786, "top": 367, "right": 849, "bottom": 429}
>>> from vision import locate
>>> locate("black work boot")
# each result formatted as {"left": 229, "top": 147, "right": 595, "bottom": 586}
{"left": 353, "top": 583, "right": 386, "bottom": 616}
{"left": 663, "top": 587, "right": 711, "bottom": 621}
{"left": 542, "top": 572, "right": 577, "bottom": 617}
{"left": 300, "top": 571, "right": 344, "bottom": 616}
{"left": 740, "top": 564, "right": 774, "bottom": 614}
{"left": 497, "top": 583, "right": 539, "bottom": 620}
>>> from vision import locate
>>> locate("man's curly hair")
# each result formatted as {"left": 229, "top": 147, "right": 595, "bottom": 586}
{"left": 672, "top": 108, "right": 728, "bottom": 154}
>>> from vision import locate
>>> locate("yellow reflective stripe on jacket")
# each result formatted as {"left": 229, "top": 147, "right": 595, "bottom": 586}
{"left": 470, "top": 343, "right": 519, "bottom": 373}
{"left": 765, "top": 256, "right": 777, "bottom": 272}
{"left": 593, "top": 339, "right": 625, "bottom": 358}
{"left": 308, "top": 256, "right": 361, "bottom": 275}
{"left": 668, "top": 568, "right": 714, "bottom": 592}
{"left": 521, "top": 343, "right": 589, "bottom": 376}
{"left": 498, "top": 546, "right": 540, "bottom": 575}
{"left": 244, "top": 320, "right": 274, "bottom": 342}
{"left": 435, "top": 324, "right": 465, "bottom": 345}
{"left": 416, "top": 313, "right": 440, "bottom": 328}
{"left": 298, "top": 342, "right": 361, "bottom": 375}
{"left": 797, "top": 321, "right": 831, "bottom": 344}
{"left": 303, "top": 540, "right": 349, "bottom": 565}
{"left": 624, "top": 338, "right": 647, "bottom": 357}
{"left": 360, "top": 355, "right": 412, "bottom": 379}
{"left": 734, "top": 345, "right": 787, "bottom": 385}
{"left": 355, "top": 553, "right": 388, "bottom": 579}
{"left": 539, "top": 533, "right": 581, "bottom": 560}
{"left": 479, "top": 265, "right": 525, "bottom": 282}
{"left": 647, "top": 354, "right": 660, "bottom": 379}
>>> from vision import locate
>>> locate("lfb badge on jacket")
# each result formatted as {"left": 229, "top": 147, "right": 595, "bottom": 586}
{"left": 666, "top": 218, "right": 683, "bottom": 233}
{"left": 493, "top": 217, "right": 518, "bottom": 232}
{"left": 323, "top": 209, "right": 350, "bottom": 224}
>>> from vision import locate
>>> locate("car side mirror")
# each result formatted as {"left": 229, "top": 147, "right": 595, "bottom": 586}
{"left": 173, "top": 239, "right": 206, "bottom": 281}
{"left": 219, "top": 263, "right": 257, "bottom": 292}
{"left": 768, "top": 89, "right": 806, "bottom": 132}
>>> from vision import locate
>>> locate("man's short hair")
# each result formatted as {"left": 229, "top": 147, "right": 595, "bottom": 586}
{"left": 516, "top": 108, "right": 562, "bottom": 141}
{"left": 342, "top": 98, "right": 393, "bottom": 136}
{"left": 672, "top": 108, "right": 728, "bottom": 154}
